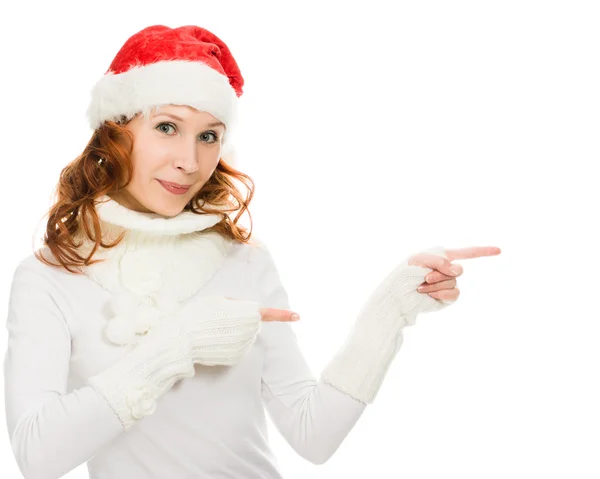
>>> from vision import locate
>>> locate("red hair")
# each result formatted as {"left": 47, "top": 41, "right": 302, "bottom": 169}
{"left": 35, "top": 120, "right": 255, "bottom": 273}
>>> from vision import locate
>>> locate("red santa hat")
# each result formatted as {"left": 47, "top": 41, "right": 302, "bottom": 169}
{"left": 86, "top": 25, "right": 243, "bottom": 166}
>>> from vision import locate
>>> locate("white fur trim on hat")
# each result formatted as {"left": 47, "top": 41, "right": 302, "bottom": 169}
{"left": 86, "top": 60, "right": 239, "bottom": 131}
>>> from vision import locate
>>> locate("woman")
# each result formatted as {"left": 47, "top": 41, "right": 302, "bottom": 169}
{"left": 4, "top": 25, "right": 500, "bottom": 478}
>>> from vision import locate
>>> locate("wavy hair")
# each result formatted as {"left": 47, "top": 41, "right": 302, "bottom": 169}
{"left": 35, "top": 120, "right": 255, "bottom": 273}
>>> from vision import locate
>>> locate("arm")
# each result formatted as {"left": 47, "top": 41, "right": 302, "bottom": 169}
{"left": 4, "top": 259, "right": 124, "bottom": 479}
{"left": 259, "top": 247, "right": 366, "bottom": 466}
{"left": 259, "top": 244, "right": 452, "bottom": 465}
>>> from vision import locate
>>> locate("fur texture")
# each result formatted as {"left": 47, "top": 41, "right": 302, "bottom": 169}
{"left": 87, "top": 60, "right": 238, "bottom": 131}
{"left": 87, "top": 25, "right": 244, "bottom": 166}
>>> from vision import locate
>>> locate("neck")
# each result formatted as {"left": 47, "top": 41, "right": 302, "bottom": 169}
{"left": 106, "top": 191, "right": 155, "bottom": 214}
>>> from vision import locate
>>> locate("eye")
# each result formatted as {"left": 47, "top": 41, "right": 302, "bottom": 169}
{"left": 156, "top": 122, "right": 176, "bottom": 135}
{"left": 199, "top": 131, "right": 219, "bottom": 143}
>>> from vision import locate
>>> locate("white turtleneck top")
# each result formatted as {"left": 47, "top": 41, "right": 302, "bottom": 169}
{"left": 3, "top": 197, "right": 368, "bottom": 479}
{"left": 5, "top": 196, "right": 450, "bottom": 479}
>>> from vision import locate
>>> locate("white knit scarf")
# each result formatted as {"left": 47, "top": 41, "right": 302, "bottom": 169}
{"left": 77, "top": 195, "right": 234, "bottom": 346}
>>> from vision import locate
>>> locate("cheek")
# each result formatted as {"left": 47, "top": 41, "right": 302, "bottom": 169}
{"left": 200, "top": 148, "right": 221, "bottom": 170}
{"left": 129, "top": 145, "right": 166, "bottom": 183}
{"left": 203, "top": 155, "right": 221, "bottom": 178}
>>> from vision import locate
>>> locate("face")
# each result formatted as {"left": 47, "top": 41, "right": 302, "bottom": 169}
{"left": 109, "top": 104, "right": 225, "bottom": 217}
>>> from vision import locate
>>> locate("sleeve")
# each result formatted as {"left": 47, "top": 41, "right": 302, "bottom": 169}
{"left": 3, "top": 259, "right": 124, "bottom": 479}
{"left": 257, "top": 245, "right": 367, "bottom": 466}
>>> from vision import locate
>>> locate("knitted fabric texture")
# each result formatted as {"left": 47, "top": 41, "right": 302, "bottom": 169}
{"left": 82, "top": 196, "right": 262, "bottom": 429}
{"left": 77, "top": 195, "right": 232, "bottom": 346}
{"left": 321, "top": 246, "right": 454, "bottom": 404}
{"left": 88, "top": 295, "right": 262, "bottom": 430}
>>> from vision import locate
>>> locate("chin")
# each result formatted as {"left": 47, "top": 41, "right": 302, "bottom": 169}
{"left": 147, "top": 182, "right": 197, "bottom": 217}
{"left": 138, "top": 194, "right": 188, "bottom": 218}
{"left": 152, "top": 202, "right": 187, "bottom": 218}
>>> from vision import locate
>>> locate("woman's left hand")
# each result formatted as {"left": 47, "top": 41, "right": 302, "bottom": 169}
{"left": 411, "top": 246, "right": 502, "bottom": 302}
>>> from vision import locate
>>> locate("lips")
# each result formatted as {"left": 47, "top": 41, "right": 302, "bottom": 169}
{"left": 157, "top": 180, "right": 191, "bottom": 195}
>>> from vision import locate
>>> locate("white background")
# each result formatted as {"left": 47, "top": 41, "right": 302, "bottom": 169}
{"left": 1, "top": 0, "right": 599, "bottom": 477}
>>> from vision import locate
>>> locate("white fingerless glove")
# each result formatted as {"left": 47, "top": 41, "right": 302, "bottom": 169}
{"left": 88, "top": 296, "right": 262, "bottom": 430}
{"left": 321, "top": 246, "right": 454, "bottom": 404}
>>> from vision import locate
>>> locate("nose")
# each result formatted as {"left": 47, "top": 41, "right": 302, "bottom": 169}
{"left": 172, "top": 141, "right": 200, "bottom": 174}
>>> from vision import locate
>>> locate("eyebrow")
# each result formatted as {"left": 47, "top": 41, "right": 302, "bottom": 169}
{"left": 153, "top": 112, "right": 225, "bottom": 128}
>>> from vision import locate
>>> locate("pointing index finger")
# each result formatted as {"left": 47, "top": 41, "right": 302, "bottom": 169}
{"left": 446, "top": 246, "right": 501, "bottom": 261}
{"left": 260, "top": 307, "right": 300, "bottom": 322}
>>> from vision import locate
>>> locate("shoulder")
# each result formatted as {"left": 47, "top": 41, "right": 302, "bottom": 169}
{"left": 11, "top": 248, "right": 76, "bottom": 291}
{"left": 7, "top": 250, "right": 74, "bottom": 335}
{"left": 227, "top": 234, "right": 278, "bottom": 269}
{"left": 12, "top": 250, "right": 52, "bottom": 281}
